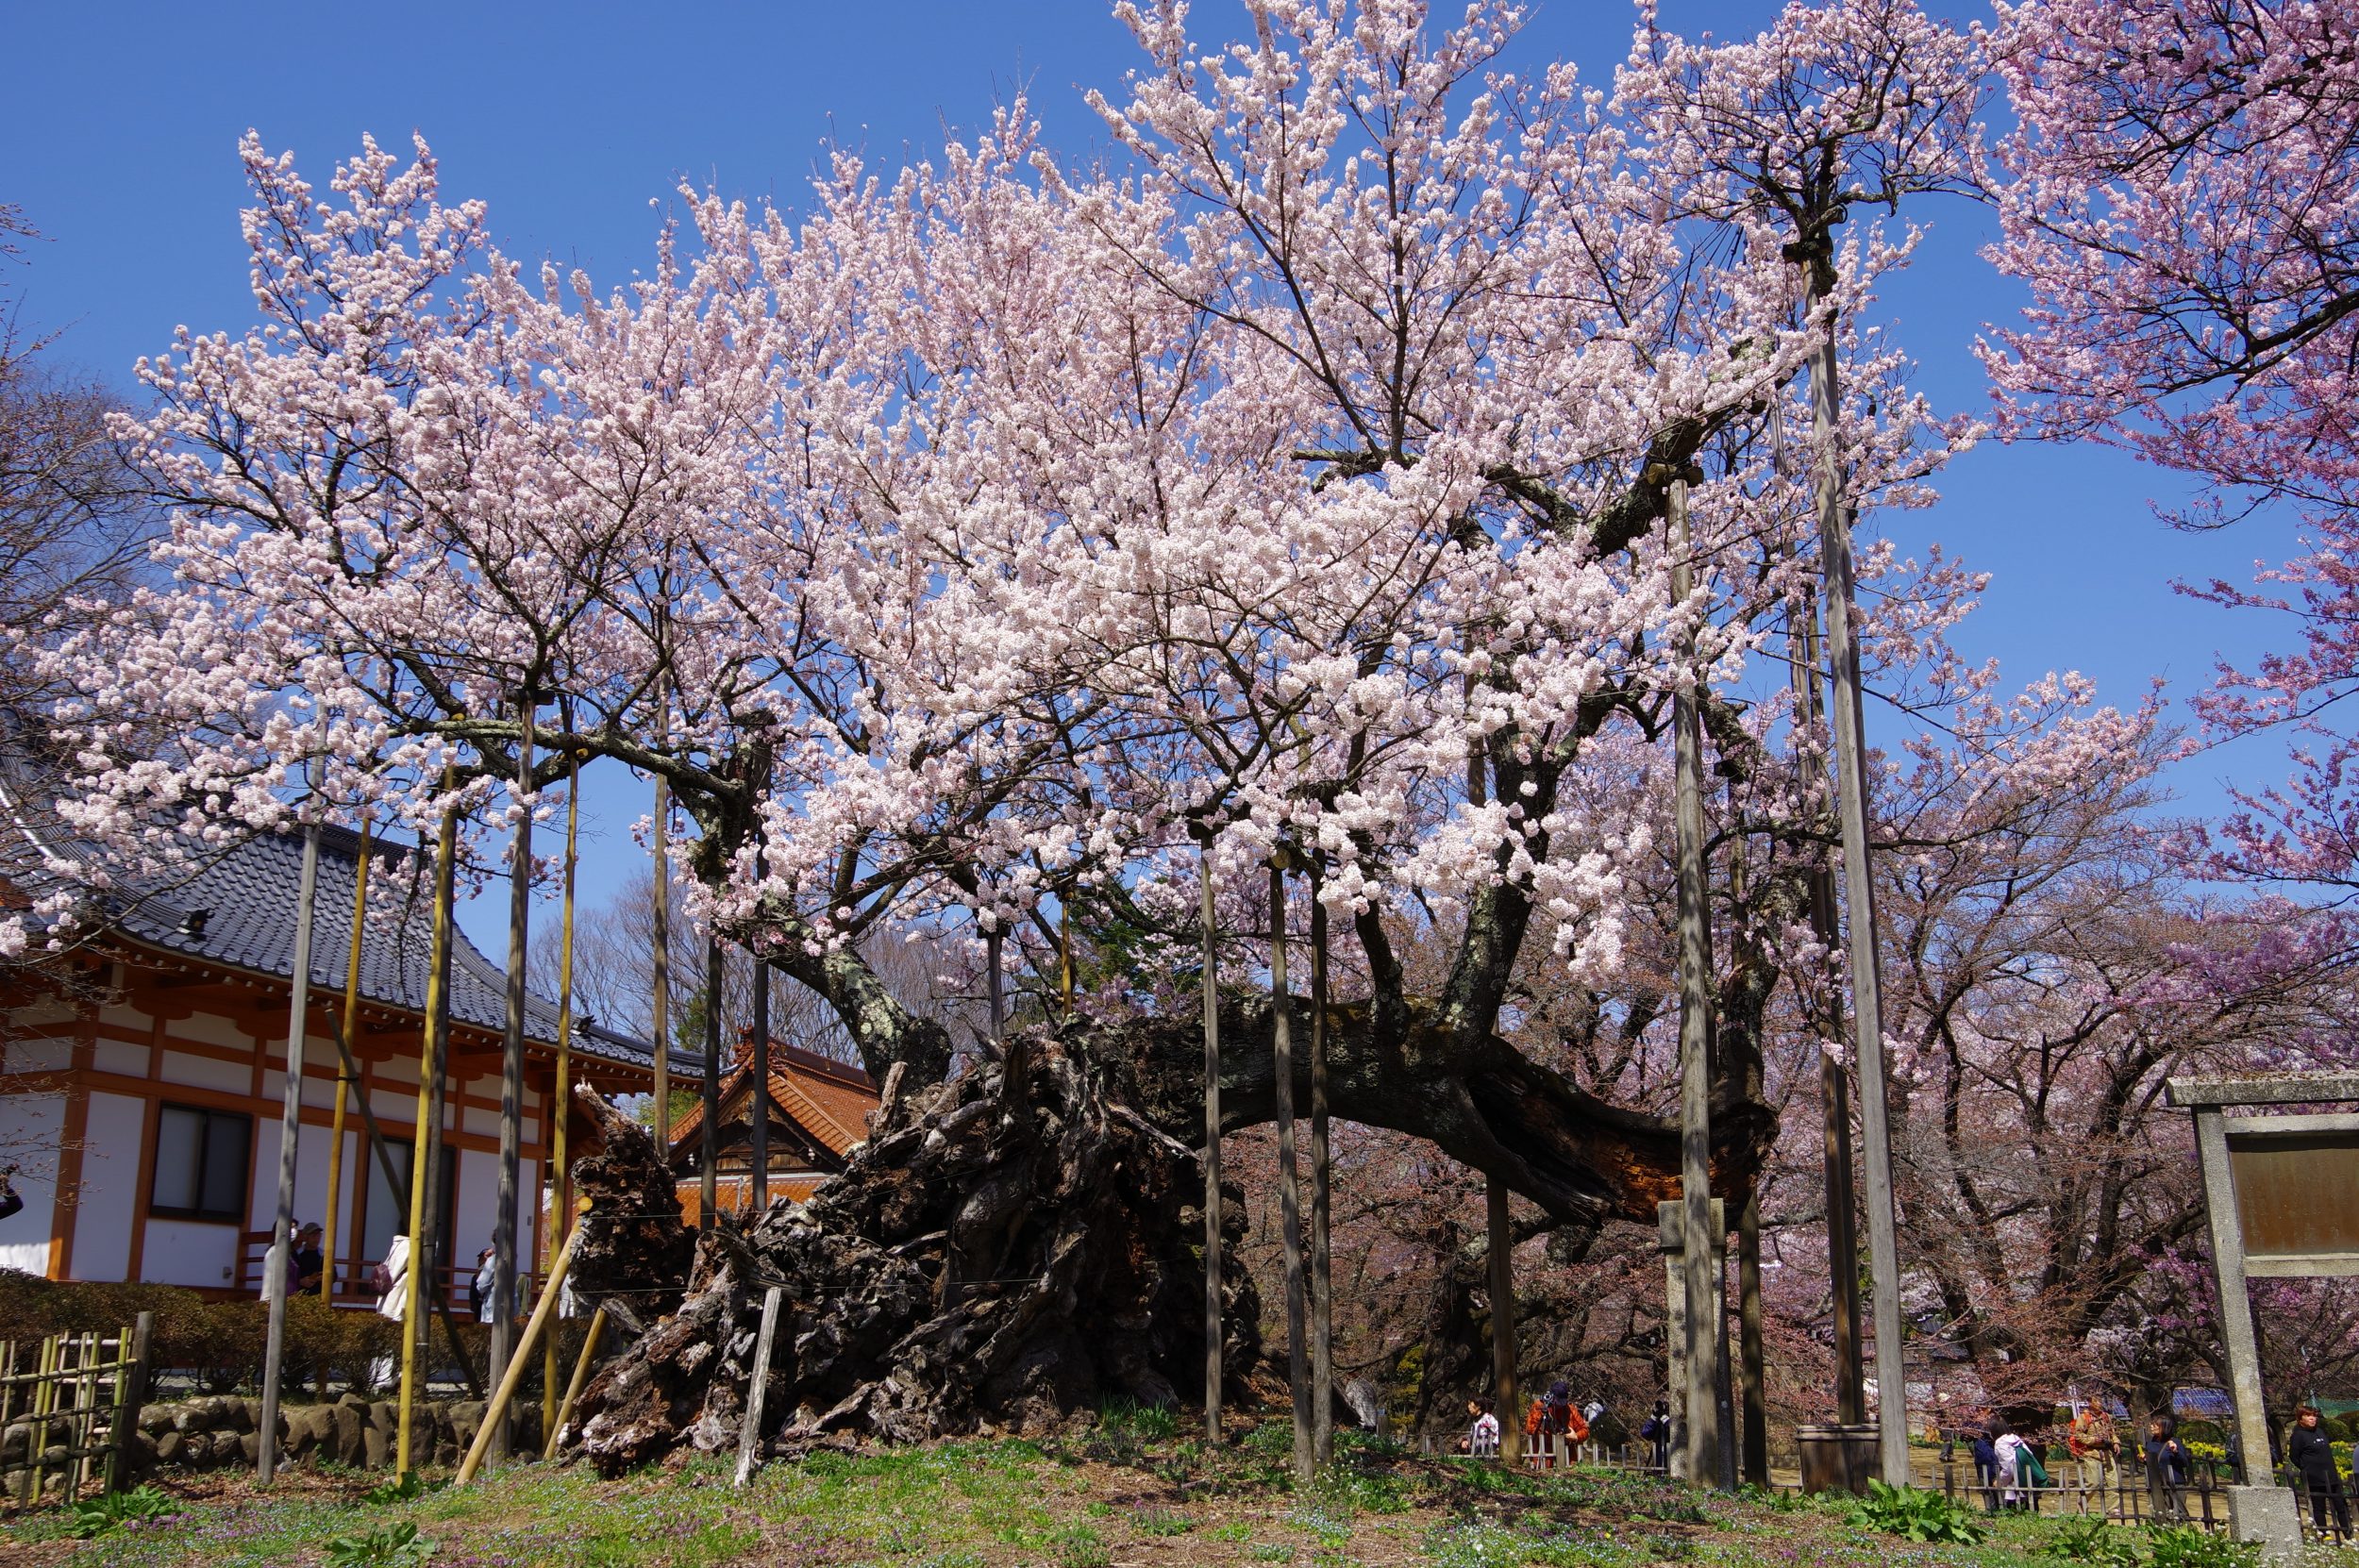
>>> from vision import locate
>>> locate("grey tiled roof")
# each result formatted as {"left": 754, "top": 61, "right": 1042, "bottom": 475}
{"left": 4, "top": 773, "right": 694, "bottom": 1080}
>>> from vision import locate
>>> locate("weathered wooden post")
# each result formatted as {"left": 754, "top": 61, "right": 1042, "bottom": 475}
{"left": 733, "top": 1287, "right": 785, "bottom": 1487}
{"left": 491, "top": 698, "right": 536, "bottom": 1461}
{"left": 1667, "top": 473, "right": 1726, "bottom": 1491}
{"left": 1307, "top": 875, "right": 1334, "bottom": 1466}
{"left": 1805, "top": 237, "right": 1912, "bottom": 1477}
{"left": 323, "top": 813, "right": 374, "bottom": 1304}
{"left": 107, "top": 1312, "right": 152, "bottom": 1494}
{"left": 1487, "top": 1175, "right": 1521, "bottom": 1465}
{"left": 2167, "top": 1071, "right": 2359, "bottom": 1560}
{"left": 397, "top": 777, "right": 460, "bottom": 1477}
{"left": 1658, "top": 1199, "right": 1726, "bottom": 1485}
{"left": 1269, "top": 859, "right": 1312, "bottom": 1482}
{"left": 1199, "top": 831, "right": 1223, "bottom": 1445}
{"left": 543, "top": 749, "right": 582, "bottom": 1443}
{"left": 258, "top": 769, "right": 323, "bottom": 1482}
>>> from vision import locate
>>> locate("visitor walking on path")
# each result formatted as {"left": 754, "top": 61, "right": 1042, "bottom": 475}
{"left": 2143, "top": 1415, "right": 2190, "bottom": 1523}
{"left": 2290, "top": 1407, "right": 2351, "bottom": 1540}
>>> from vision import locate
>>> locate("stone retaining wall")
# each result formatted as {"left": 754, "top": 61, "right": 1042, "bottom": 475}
{"left": 3, "top": 1393, "right": 544, "bottom": 1480}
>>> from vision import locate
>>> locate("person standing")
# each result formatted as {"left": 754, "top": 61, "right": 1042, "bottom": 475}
{"left": 1467, "top": 1396, "right": 1500, "bottom": 1459}
{"left": 2290, "top": 1407, "right": 2351, "bottom": 1541}
{"left": 1971, "top": 1424, "right": 2003, "bottom": 1513}
{"left": 291, "top": 1221, "right": 326, "bottom": 1296}
{"left": 1995, "top": 1425, "right": 2031, "bottom": 1511}
{"left": 2068, "top": 1404, "right": 2119, "bottom": 1501}
{"left": 2143, "top": 1414, "right": 2189, "bottom": 1523}
{"left": 1641, "top": 1399, "right": 1671, "bottom": 1472}
{"left": 368, "top": 1234, "right": 410, "bottom": 1390}
{"left": 471, "top": 1245, "right": 497, "bottom": 1324}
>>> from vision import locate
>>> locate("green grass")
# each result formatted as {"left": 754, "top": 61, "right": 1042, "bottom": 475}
{"left": 0, "top": 1432, "right": 2227, "bottom": 1568}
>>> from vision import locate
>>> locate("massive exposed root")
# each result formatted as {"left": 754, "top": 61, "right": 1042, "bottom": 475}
{"left": 559, "top": 1035, "right": 1259, "bottom": 1474}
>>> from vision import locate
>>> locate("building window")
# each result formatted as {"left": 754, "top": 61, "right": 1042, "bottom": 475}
{"left": 149, "top": 1104, "right": 252, "bottom": 1223}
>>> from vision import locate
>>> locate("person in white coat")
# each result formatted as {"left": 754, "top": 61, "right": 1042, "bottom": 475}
{"left": 367, "top": 1233, "right": 410, "bottom": 1390}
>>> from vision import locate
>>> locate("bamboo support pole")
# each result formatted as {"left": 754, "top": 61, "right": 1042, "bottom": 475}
{"left": 543, "top": 750, "right": 580, "bottom": 1443}
{"left": 259, "top": 785, "right": 324, "bottom": 1484}
{"left": 398, "top": 779, "right": 460, "bottom": 1477}
{"left": 543, "top": 1308, "right": 607, "bottom": 1461}
{"left": 323, "top": 814, "right": 374, "bottom": 1304}
{"left": 456, "top": 1226, "right": 579, "bottom": 1486}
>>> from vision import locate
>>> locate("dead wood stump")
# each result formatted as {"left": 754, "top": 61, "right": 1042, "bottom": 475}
{"left": 560, "top": 1033, "right": 1259, "bottom": 1473}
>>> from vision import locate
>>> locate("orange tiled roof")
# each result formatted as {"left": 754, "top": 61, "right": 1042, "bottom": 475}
{"left": 665, "top": 1040, "right": 878, "bottom": 1161}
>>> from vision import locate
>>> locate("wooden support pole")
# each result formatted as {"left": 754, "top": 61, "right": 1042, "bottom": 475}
{"left": 1788, "top": 531, "right": 1867, "bottom": 1426}
{"left": 543, "top": 1308, "right": 607, "bottom": 1461}
{"left": 259, "top": 787, "right": 323, "bottom": 1484}
{"left": 491, "top": 700, "right": 536, "bottom": 1463}
{"left": 456, "top": 1226, "right": 579, "bottom": 1486}
{"left": 651, "top": 762, "right": 674, "bottom": 1153}
{"left": 986, "top": 926, "right": 1005, "bottom": 1041}
{"left": 544, "top": 751, "right": 580, "bottom": 1443}
{"left": 1669, "top": 475, "right": 1725, "bottom": 1491}
{"left": 1270, "top": 860, "right": 1313, "bottom": 1483}
{"left": 732, "top": 1286, "right": 785, "bottom": 1487}
{"left": 1308, "top": 877, "right": 1334, "bottom": 1467}
{"left": 323, "top": 815, "right": 374, "bottom": 1304}
{"left": 1738, "top": 1187, "right": 1769, "bottom": 1489}
{"left": 109, "top": 1312, "right": 152, "bottom": 1495}
{"left": 1199, "top": 835, "right": 1224, "bottom": 1445}
{"left": 751, "top": 942, "right": 771, "bottom": 1215}
{"left": 1809, "top": 266, "right": 1910, "bottom": 1482}
{"left": 701, "top": 935, "right": 722, "bottom": 1233}
{"left": 398, "top": 782, "right": 460, "bottom": 1478}
{"left": 1487, "top": 1174, "right": 1521, "bottom": 1465}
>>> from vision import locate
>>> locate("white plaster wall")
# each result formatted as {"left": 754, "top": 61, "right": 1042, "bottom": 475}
{"left": 92, "top": 1039, "right": 150, "bottom": 1078}
{"left": 454, "top": 1146, "right": 497, "bottom": 1287}
{"left": 142, "top": 1218, "right": 238, "bottom": 1288}
{"left": 170, "top": 1013, "right": 250, "bottom": 1050}
{"left": 3, "top": 1036, "right": 72, "bottom": 1075}
{"left": 67, "top": 1092, "right": 143, "bottom": 1281}
{"left": 159, "top": 1048, "right": 248, "bottom": 1094}
{"left": 97, "top": 1004, "right": 150, "bottom": 1035}
{"left": 0, "top": 1093, "right": 63, "bottom": 1275}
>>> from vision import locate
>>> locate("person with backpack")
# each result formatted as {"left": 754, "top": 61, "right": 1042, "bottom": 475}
{"left": 2289, "top": 1406, "right": 2351, "bottom": 1540}
{"left": 1527, "top": 1379, "right": 1582, "bottom": 1470}
{"left": 2143, "top": 1413, "right": 2190, "bottom": 1523}
{"left": 2068, "top": 1404, "right": 2120, "bottom": 1497}
{"left": 0, "top": 1165, "right": 23, "bottom": 1224}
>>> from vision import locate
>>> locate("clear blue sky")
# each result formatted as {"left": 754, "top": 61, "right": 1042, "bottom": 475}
{"left": 1, "top": 0, "right": 2292, "bottom": 959}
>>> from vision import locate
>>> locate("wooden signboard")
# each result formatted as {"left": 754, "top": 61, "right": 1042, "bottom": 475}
{"left": 2225, "top": 1116, "right": 2359, "bottom": 1276}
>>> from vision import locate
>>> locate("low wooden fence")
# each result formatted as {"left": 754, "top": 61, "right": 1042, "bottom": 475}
{"left": 0, "top": 1314, "right": 152, "bottom": 1509}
